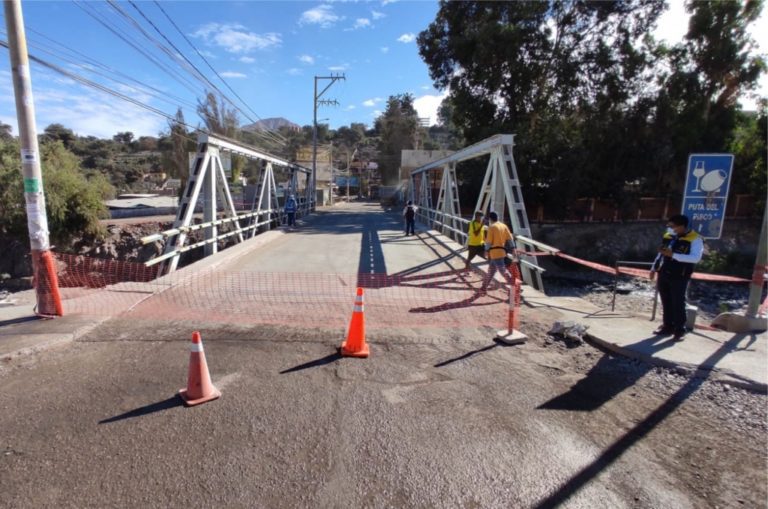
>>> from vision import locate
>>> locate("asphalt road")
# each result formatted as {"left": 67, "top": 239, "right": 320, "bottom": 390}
{"left": 1, "top": 202, "right": 765, "bottom": 508}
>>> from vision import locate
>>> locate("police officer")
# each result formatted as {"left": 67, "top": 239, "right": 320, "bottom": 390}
{"left": 650, "top": 214, "right": 703, "bottom": 340}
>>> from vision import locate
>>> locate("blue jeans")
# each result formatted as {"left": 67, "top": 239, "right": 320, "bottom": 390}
{"left": 481, "top": 258, "right": 512, "bottom": 290}
{"left": 287, "top": 212, "right": 295, "bottom": 226}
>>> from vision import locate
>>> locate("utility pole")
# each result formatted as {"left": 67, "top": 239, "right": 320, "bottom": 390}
{"left": 4, "top": 0, "right": 62, "bottom": 316}
{"left": 312, "top": 73, "right": 345, "bottom": 211}
{"left": 346, "top": 147, "right": 357, "bottom": 202}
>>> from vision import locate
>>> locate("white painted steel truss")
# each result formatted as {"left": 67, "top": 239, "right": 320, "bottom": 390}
{"left": 159, "top": 133, "right": 310, "bottom": 273}
{"left": 409, "top": 134, "right": 544, "bottom": 291}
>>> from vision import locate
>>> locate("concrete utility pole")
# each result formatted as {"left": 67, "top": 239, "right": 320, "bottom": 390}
{"left": 747, "top": 207, "right": 767, "bottom": 318}
{"left": 712, "top": 206, "right": 768, "bottom": 333}
{"left": 4, "top": 0, "right": 62, "bottom": 316}
{"left": 312, "top": 74, "right": 345, "bottom": 211}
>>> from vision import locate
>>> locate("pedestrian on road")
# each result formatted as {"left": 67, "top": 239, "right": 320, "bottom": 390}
{"left": 480, "top": 211, "right": 515, "bottom": 292}
{"left": 403, "top": 200, "right": 417, "bottom": 236}
{"left": 649, "top": 214, "right": 703, "bottom": 341}
{"left": 285, "top": 194, "right": 297, "bottom": 228}
{"left": 464, "top": 211, "right": 487, "bottom": 272}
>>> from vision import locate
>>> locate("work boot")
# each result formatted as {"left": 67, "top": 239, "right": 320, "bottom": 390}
{"left": 653, "top": 325, "right": 674, "bottom": 335}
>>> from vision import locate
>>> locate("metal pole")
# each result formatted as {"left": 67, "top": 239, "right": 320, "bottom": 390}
{"left": 611, "top": 261, "right": 619, "bottom": 312}
{"left": 311, "top": 76, "right": 317, "bottom": 212}
{"left": 346, "top": 149, "right": 350, "bottom": 202}
{"left": 4, "top": 0, "right": 62, "bottom": 316}
{"left": 651, "top": 283, "right": 659, "bottom": 321}
{"left": 747, "top": 207, "right": 767, "bottom": 318}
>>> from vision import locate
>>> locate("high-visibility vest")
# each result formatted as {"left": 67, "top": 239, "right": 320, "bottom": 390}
{"left": 467, "top": 220, "right": 486, "bottom": 246}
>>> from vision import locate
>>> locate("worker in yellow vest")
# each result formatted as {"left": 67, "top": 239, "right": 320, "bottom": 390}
{"left": 464, "top": 211, "right": 487, "bottom": 272}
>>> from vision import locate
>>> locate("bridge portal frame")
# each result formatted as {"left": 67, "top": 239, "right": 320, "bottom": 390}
{"left": 409, "top": 134, "right": 544, "bottom": 291}
{"left": 158, "top": 133, "right": 310, "bottom": 273}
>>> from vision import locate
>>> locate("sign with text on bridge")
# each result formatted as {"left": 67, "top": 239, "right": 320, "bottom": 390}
{"left": 681, "top": 153, "right": 734, "bottom": 239}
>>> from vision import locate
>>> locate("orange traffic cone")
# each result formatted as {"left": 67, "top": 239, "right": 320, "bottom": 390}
{"left": 340, "top": 287, "right": 369, "bottom": 358}
{"left": 179, "top": 331, "right": 221, "bottom": 406}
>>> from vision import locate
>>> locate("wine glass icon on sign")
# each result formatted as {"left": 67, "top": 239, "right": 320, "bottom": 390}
{"left": 692, "top": 160, "right": 706, "bottom": 192}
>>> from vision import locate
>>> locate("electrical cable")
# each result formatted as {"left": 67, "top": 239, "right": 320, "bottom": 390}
{"left": 114, "top": 0, "right": 288, "bottom": 149}
{"left": 152, "top": 0, "right": 289, "bottom": 144}
{"left": 72, "top": 0, "right": 202, "bottom": 95}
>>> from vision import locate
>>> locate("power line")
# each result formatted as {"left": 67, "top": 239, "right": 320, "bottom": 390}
{"left": 152, "top": 0, "right": 288, "bottom": 145}
{"left": 112, "top": 0, "right": 288, "bottom": 149}
{"left": 72, "top": 0, "right": 202, "bottom": 96}
{"left": 0, "top": 28, "right": 199, "bottom": 113}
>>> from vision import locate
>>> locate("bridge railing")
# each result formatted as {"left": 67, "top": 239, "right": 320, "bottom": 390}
{"left": 140, "top": 208, "right": 281, "bottom": 267}
{"left": 414, "top": 205, "right": 549, "bottom": 275}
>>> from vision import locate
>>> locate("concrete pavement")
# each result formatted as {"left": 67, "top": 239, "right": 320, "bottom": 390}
{"left": 2, "top": 204, "right": 766, "bottom": 392}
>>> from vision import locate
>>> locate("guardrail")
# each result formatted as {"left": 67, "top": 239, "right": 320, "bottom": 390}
{"left": 414, "top": 207, "right": 551, "bottom": 274}
{"left": 140, "top": 208, "right": 280, "bottom": 267}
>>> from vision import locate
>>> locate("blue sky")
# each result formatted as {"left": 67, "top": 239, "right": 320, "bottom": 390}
{"left": 0, "top": 1, "right": 765, "bottom": 140}
{"left": 0, "top": 1, "right": 445, "bottom": 138}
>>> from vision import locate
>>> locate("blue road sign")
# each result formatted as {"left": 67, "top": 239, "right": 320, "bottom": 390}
{"left": 681, "top": 153, "right": 734, "bottom": 239}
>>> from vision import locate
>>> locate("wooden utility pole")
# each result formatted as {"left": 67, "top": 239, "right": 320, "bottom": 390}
{"left": 4, "top": 0, "right": 62, "bottom": 316}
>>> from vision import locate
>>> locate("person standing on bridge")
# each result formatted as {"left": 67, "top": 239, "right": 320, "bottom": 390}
{"left": 649, "top": 214, "right": 703, "bottom": 341}
{"left": 464, "top": 211, "right": 487, "bottom": 272}
{"left": 403, "top": 200, "right": 417, "bottom": 236}
{"left": 284, "top": 194, "right": 297, "bottom": 228}
{"left": 480, "top": 211, "right": 515, "bottom": 293}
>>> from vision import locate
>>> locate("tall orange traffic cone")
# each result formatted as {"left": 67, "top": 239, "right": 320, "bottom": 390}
{"left": 179, "top": 331, "right": 221, "bottom": 406}
{"left": 340, "top": 287, "right": 369, "bottom": 358}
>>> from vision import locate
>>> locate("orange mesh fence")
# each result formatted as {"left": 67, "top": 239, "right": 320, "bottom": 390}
{"left": 49, "top": 252, "right": 515, "bottom": 330}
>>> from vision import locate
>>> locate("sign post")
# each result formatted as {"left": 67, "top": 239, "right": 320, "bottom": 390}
{"left": 681, "top": 154, "right": 734, "bottom": 239}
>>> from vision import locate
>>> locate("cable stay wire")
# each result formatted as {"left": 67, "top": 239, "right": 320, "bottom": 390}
{"left": 110, "top": 0, "right": 288, "bottom": 149}
{"left": 152, "top": 0, "right": 289, "bottom": 144}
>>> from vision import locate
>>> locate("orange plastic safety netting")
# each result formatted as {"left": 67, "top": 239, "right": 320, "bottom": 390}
{"left": 47, "top": 252, "right": 522, "bottom": 330}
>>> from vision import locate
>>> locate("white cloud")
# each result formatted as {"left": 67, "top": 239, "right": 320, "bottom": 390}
{"left": 299, "top": 54, "right": 315, "bottom": 64}
{"left": 328, "top": 65, "right": 348, "bottom": 71}
{"left": 345, "top": 105, "right": 356, "bottom": 111}
{"left": 352, "top": 18, "right": 371, "bottom": 30}
{"left": 413, "top": 90, "right": 449, "bottom": 126}
{"left": 421, "top": 85, "right": 431, "bottom": 90}
{"left": 239, "top": 56, "right": 256, "bottom": 64}
{"left": 397, "top": 33, "right": 416, "bottom": 43}
{"left": 382, "top": 0, "right": 397, "bottom": 5}
{"left": 362, "top": 97, "right": 383, "bottom": 107}
{"left": 199, "top": 50, "right": 217, "bottom": 59}
{"left": 371, "top": 109, "right": 382, "bottom": 117}
{"left": 299, "top": 5, "right": 341, "bottom": 28}
{"left": 654, "top": 3, "right": 767, "bottom": 109}
{"left": 371, "top": 10, "right": 385, "bottom": 20}
{"left": 221, "top": 71, "right": 247, "bottom": 78}
{"left": 380, "top": 46, "right": 389, "bottom": 54}
{"left": 287, "top": 68, "right": 302, "bottom": 76}
{"left": 193, "top": 23, "right": 281, "bottom": 53}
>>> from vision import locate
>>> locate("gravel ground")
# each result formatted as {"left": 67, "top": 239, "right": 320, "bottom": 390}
{"left": 542, "top": 271, "right": 761, "bottom": 322}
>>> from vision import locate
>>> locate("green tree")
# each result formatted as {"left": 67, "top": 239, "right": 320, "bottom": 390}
{"left": 0, "top": 138, "right": 114, "bottom": 243}
{"left": 0, "top": 122, "right": 12, "bottom": 141}
{"left": 651, "top": 0, "right": 766, "bottom": 192}
{"left": 43, "top": 123, "right": 76, "bottom": 148}
{"left": 376, "top": 94, "right": 419, "bottom": 184}
{"left": 417, "top": 1, "right": 665, "bottom": 216}
{"left": 197, "top": 92, "right": 244, "bottom": 181}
